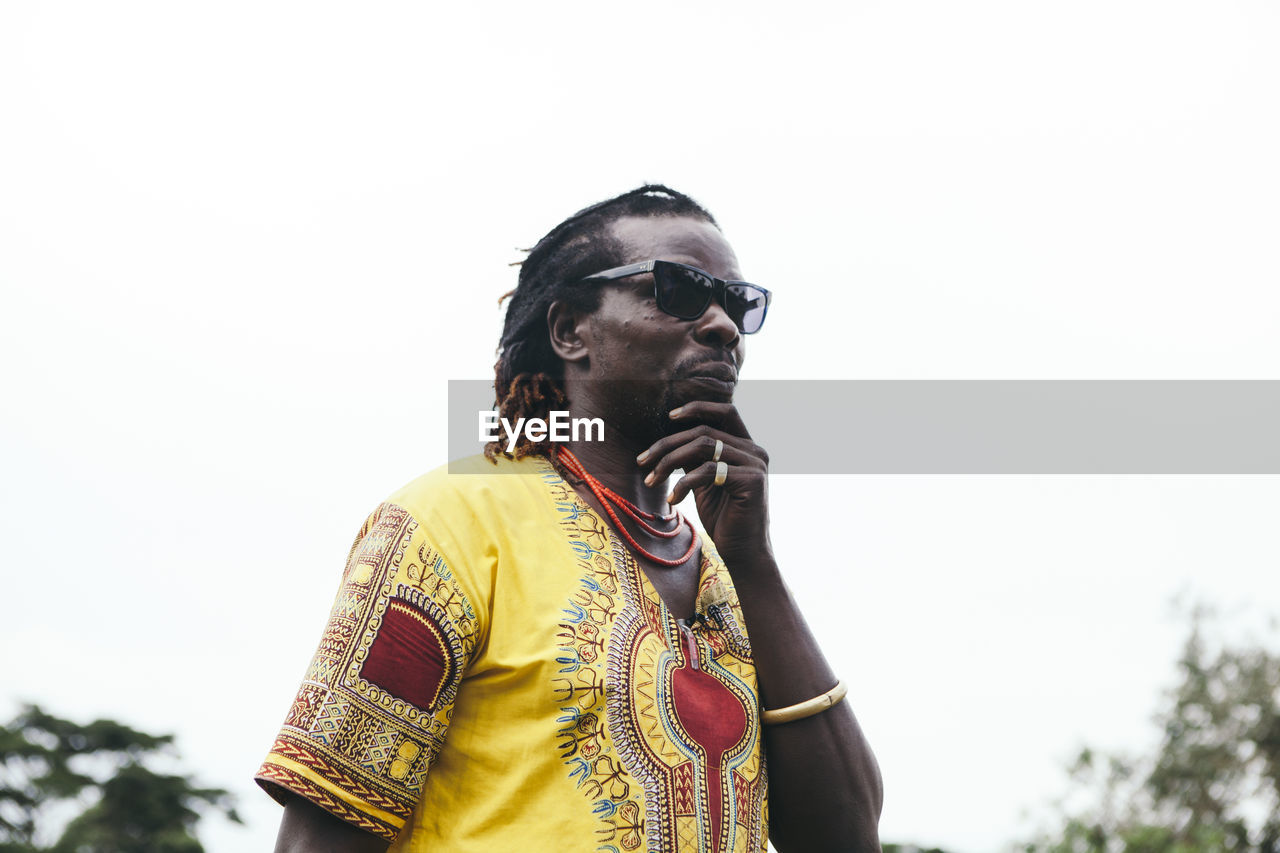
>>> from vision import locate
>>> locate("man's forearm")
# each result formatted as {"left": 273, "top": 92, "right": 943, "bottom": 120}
{"left": 728, "top": 554, "right": 884, "bottom": 853}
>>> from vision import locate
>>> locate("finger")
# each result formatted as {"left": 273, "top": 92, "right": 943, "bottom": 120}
{"left": 667, "top": 461, "right": 724, "bottom": 505}
{"left": 667, "top": 460, "right": 767, "bottom": 505}
{"left": 668, "top": 401, "right": 751, "bottom": 439}
{"left": 642, "top": 435, "right": 761, "bottom": 489}
{"left": 636, "top": 424, "right": 757, "bottom": 471}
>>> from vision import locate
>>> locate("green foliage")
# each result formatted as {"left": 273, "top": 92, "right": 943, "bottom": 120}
{"left": 1021, "top": 609, "right": 1280, "bottom": 853}
{"left": 0, "top": 705, "right": 239, "bottom": 852}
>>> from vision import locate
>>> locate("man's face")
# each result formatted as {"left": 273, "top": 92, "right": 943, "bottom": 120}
{"left": 575, "top": 214, "right": 748, "bottom": 438}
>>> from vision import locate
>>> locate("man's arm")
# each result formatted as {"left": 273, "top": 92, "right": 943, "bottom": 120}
{"left": 726, "top": 553, "right": 884, "bottom": 852}
{"left": 257, "top": 500, "right": 482, "bottom": 852}
{"left": 273, "top": 794, "right": 390, "bottom": 853}
{"left": 642, "top": 402, "right": 884, "bottom": 852}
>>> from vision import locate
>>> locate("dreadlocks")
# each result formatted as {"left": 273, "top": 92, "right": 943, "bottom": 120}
{"left": 485, "top": 184, "right": 720, "bottom": 462}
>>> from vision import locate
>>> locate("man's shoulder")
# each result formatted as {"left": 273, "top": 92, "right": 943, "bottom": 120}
{"left": 385, "top": 453, "right": 554, "bottom": 520}
{"left": 374, "top": 454, "right": 562, "bottom": 580}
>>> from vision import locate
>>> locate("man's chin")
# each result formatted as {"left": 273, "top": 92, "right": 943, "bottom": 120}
{"left": 663, "top": 378, "right": 736, "bottom": 417}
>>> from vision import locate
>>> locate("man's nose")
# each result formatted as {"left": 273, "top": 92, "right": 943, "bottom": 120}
{"left": 693, "top": 298, "right": 741, "bottom": 350}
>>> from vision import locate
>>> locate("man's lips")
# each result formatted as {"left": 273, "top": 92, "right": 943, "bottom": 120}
{"left": 679, "top": 362, "right": 738, "bottom": 386}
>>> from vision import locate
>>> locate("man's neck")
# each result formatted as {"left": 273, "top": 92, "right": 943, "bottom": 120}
{"left": 560, "top": 425, "right": 670, "bottom": 516}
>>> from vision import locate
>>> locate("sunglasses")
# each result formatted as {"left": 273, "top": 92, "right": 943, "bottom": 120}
{"left": 581, "top": 260, "right": 773, "bottom": 335}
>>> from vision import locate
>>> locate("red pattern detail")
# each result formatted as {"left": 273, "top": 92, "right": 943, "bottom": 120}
{"left": 732, "top": 770, "right": 755, "bottom": 825}
{"left": 672, "top": 761, "right": 697, "bottom": 816}
{"left": 671, "top": 663, "right": 749, "bottom": 853}
{"left": 360, "top": 600, "right": 451, "bottom": 710}
{"left": 284, "top": 685, "right": 326, "bottom": 730}
{"left": 265, "top": 736, "right": 412, "bottom": 817}
{"left": 255, "top": 763, "right": 401, "bottom": 841}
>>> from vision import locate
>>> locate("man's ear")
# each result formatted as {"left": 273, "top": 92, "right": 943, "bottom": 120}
{"left": 547, "top": 300, "right": 590, "bottom": 365}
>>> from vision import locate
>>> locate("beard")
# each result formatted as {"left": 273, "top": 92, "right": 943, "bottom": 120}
{"left": 577, "top": 355, "right": 738, "bottom": 447}
{"left": 647, "top": 355, "right": 740, "bottom": 438}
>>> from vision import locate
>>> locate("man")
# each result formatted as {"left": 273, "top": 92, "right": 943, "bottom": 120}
{"left": 258, "top": 185, "right": 883, "bottom": 851}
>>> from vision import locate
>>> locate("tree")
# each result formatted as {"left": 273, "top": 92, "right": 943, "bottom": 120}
{"left": 1021, "top": 609, "right": 1280, "bottom": 853}
{"left": 0, "top": 705, "right": 239, "bottom": 853}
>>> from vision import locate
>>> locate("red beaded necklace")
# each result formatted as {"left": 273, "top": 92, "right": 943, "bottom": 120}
{"left": 555, "top": 447, "right": 699, "bottom": 567}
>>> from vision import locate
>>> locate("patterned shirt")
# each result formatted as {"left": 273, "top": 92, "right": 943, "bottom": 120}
{"left": 256, "top": 454, "right": 768, "bottom": 852}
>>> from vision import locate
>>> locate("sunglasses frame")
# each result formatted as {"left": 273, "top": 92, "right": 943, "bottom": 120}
{"left": 580, "top": 259, "right": 773, "bottom": 334}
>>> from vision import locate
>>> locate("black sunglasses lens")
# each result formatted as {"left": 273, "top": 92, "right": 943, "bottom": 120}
{"left": 726, "top": 284, "right": 769, "bottom": 334}
{"left": 655, "top": 264, "right": 714, "bottom": 319}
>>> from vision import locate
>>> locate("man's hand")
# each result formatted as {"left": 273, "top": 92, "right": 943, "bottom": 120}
{"left": 635, "top": 401, "right": 772, "bottom": 565}
{"left": 636, "top": 399, "right": 884, "bottom": 852}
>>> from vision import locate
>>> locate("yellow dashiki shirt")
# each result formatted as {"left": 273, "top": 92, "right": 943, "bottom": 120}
{"left": 256, "top": 454, "right": 768, "bottom": 852}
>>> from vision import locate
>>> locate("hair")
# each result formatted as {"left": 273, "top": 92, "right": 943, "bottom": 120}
{"left": 485, "top": 184, "right": 720, "bottom": 462}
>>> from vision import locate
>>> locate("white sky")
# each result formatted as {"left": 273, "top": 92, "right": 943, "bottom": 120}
{"left": 2, "top": 2, "right": 1278, "bottom": 851}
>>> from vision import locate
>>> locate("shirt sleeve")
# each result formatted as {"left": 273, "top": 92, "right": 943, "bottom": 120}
{"left": 255, "top": 501, "right": 481, "bottom": 841}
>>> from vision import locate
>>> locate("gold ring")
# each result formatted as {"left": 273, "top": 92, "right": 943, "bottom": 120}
{"left": 713, "top": 461, "right": 728, "bottom": 486}
{"left": 712, "top": 439, "right": 723, "bottom": 463}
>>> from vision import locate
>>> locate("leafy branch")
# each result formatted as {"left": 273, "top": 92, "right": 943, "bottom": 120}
{"left": 0, "top": 705, "right": 239, "bottom": 853}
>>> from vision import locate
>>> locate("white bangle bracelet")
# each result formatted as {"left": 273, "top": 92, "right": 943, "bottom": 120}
{"left": 761, "top": 680, "right": 848, "bottom": 725}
